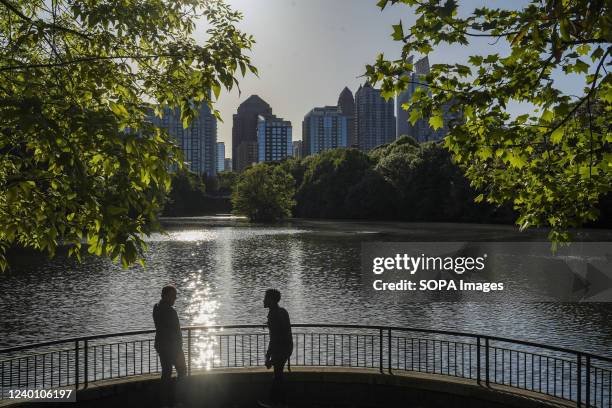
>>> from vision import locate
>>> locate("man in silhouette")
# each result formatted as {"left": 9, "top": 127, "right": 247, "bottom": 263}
{"left": 259, "top": 289, "right": 293, "bottom": 408}
{"left": 153, "top": 285, "right": 186, "bottom": 408}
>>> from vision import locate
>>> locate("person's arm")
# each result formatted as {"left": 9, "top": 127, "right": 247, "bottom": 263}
{"left": 171, "top": 309, "right": 183, "bottom": 350}
{"left": 265, "top": 311, "right": 280, "bottom": 367}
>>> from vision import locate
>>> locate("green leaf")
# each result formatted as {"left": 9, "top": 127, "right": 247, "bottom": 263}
{"left": 212, "top": 83, "right": 221, "bottom": 99}
{"left": 392, "top": 22, "right": 404, "bottom": 41}
{"left": 429, "top": 113, "right": 444, "bottom": 131}
{"left": 550, "top": 127, "right": 564, "bottom": 144}
{"left": 377, "top": 0, "right": 389, "bottom": 10}
{"left": 507, "top": 151, "right": 527, "bottom": 169}
{"left": 409, "top": 109, "right": 421, "bottom": 126}
{"left": 541, "top": 110, "right": 553, "bottom": 123}
{"left": 109, "top": 102, "right": 129, "bottom": 119}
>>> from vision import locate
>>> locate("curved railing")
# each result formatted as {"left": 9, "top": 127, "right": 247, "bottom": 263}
{"left": 1, "top": 324, "right": 611, "bottom": 407}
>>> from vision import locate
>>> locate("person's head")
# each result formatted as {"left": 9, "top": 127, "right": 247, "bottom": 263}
{"left": 263, "top": 288, "right": 281, "bottom": 308}
{"left": 161, "top": 285, "right": 177, "bottom": 306}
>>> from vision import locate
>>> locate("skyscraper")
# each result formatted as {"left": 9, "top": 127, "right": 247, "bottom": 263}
{"left": 149, "top": 102, "right": 217, "bottom": 176}
{"left": 232, "top": 95, "right": 272, "bottom": 171}
{"left": 396, "top": 56, "right": 457, "bottom": 142}
{"left": 216, "top": 142, "right": 225, "bottom": 173}
{"left": 257, "top": 115, "right": 292, "bottom": 163}
{"left": 337, "top": 87, "right": 357, "bottom": 148}
{"left": 302, "top": 106, "right": 348, "bottom": 156}
{"left": 396, "top": 56, "right": 417, "bottom": 139}
{"left": 292, "top": 140, "right": 303, "bottom": 159}
{"left": 355, "top": 83, "right": 396, "bottom": 151}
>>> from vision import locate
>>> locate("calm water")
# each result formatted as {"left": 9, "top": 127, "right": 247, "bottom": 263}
{"left": 1, "top": 218, "right": 611, "bottom": 358}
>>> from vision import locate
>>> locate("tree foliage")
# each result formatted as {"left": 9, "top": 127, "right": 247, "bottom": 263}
{"left": 367, "top": 0, "right": 611, "bottom": 244}
{"left": 161, "top": 168, "right": 206, "bottom": 216}
{"left": 285, "top": 141, "right": 511, "bottom": 223}
{"left": 0, "top": 0, "right": 256, "bottom": 270}
{"left": 295, "top": 149, "right": 372, "bottom": 218}
{"left": 231, "top": 163, "right": 296, "bottom": 222}
{"left": 215, "top": 171, "right": 239, "bottom": 196}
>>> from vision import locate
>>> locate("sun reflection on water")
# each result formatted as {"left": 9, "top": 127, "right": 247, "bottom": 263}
{"left": 184, "top": 274, "right": 221, "bottom": 370}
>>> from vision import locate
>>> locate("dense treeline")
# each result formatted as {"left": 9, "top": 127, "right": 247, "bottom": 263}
{"left": 233, "top": 136, "right": 517, "bottom": 223}
{"left": 162, "top": 169, "right": 231, "bottom": 216}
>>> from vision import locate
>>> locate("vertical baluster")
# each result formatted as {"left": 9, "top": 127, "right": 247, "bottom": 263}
{"left": 94, "top": 345, "right": 97, "bottom": 382}
{"left": 561, "top": 360, "right": 564, "bottom": 399}
{"left": 404, "top": 337, "right": 408, "bottom": 371}
{"left": 187, "top": 329, "right": 192, "bottom": 376}
{"left": 476, "top": 337, "right": 481, "bottom": 385}
{"left": 387, "top": 329, "right": 392, "bottom": 374}
{"left": 485, "top": 338, "right": 489, "bottom": 386}
{"left": 75, "top": 340, "right": 79, "bottom": 390}
{"left": 453, "top": 342, "right": 457, "bottom": 377}
{"left": 132, "top": 342, "right": 135, "bottom": 376}
{"left": 523, "top": 353, "right": 527, "bottom": 390}
{"left": 577, "top": 354, "right": 582, "bottom": 407}
{"left": 531, "top": 354, "right": 534, "bottom": 391}
{"left": 554, "top": 358, "right": 557, "bottom": 396}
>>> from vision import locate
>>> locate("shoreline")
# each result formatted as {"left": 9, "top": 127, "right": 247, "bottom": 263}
{"left": 159, "top": 215, "right": 612, "bottom": 242}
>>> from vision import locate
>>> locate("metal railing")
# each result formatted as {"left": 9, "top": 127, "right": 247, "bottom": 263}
{"left": 1, "top": 324, "right": 611, "bottom": 407}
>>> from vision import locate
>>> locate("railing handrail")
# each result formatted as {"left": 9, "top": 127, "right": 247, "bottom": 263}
{"left": 1, "top": 323, "right": 611, "bottom": 364}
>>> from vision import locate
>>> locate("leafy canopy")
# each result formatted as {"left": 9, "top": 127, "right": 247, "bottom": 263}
{"left": 0, "top": 0, "right": 256, "bottom": 270}
{"left": 231, "top": 163, "right": 296, "bottom": 222}
{"left": 367, "top": 0, "right": 611, "bottom": 244}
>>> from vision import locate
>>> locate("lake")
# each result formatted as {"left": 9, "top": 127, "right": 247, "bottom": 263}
{"left": 1, "top": 217, "right": 611, "bottom": 358}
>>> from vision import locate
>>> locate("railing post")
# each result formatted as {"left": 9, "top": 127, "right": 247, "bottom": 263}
{"left": 75, "top": 340, "right": 79, "bottom": 391}
{"left": 476, "top": 336, "right": 481, "bottom": 385}
{"left": 84, "top": 340, "right": 88, "bottom": 388}
{"left": 387, "top": 329, "right": 392, "bottom": 375}
{"left": 485, "top": 337, "right": 489, "bottom": 386}
{"left": 187, "top": 328, "right": 192, "bottom": 376}
{"left": 379, "top": 328, "right": 383, "bottom": 374}
{"left": 577, "top": 353, "right": 582, "bottom": 407}
{"left": 585, "top": 355, "right": 590, "bottom": 408}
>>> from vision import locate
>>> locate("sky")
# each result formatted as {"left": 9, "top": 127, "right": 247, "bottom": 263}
{"left": 194, "top": 0, "right": 586, "bottom": 159}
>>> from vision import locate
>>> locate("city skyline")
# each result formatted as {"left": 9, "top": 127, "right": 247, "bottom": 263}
{"left": 193, "top": 0, "right": 588, "bottom": 158}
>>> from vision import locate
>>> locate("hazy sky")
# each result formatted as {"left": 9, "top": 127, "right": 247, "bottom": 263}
{"left": 195, "top": 0, "right": 585, "bottom": 158}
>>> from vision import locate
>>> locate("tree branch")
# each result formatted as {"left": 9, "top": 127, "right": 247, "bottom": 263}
{"left": 541, "top": 48, "right": 610, "bottom": 140}
{"left": 0, "top": 53, "right": 185, "bottom": 71}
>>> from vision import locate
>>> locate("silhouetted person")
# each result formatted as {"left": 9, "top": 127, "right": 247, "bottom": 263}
{"left": 259, "top": 289, "right": 293, "bottom": 408}
{"left": 153, "top": 285, "right": 186, "bottom": 408}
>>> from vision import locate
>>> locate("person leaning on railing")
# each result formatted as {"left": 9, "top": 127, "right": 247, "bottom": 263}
{"left": 153, "top": 284, "right": 186, "bottom": 408}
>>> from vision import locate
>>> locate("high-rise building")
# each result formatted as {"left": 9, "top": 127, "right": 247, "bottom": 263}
{"left": 292, "top": 140, "right": 303, "bottom": 159}
{"left": 236, "top": 141, "right": 258, "bottom": 171}
{"left": 302, "top": 106, "right": 348, "bottom": 156}
{"left": 337, "top": 87, "right": 357, "bottom": 148}
{"left": 396, "top": 56, "right": 458, "bottom": 142}
{"left": 232, "top": 95, "right": 272, "bottom": 171}
{"left": 216, "top": 142, "right": 225, "bottom": 173}
{"left": 149, "top": 102, "right": 217, "bottom": 176}
{"left": 396, "top": 56, "right": 417, "bottom": 139}
{"left": 224, "top": 158, "right": 232, "bottom": 172}
{"left": 355, "top": 83, "right": 396, "bottom": 151}
{"left": 257, "top": 115, "right": 292, "bottom": 163}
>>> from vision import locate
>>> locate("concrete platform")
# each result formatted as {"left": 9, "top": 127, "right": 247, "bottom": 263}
{"left": 2, "top": 367, "right": 575, "bottom": 408}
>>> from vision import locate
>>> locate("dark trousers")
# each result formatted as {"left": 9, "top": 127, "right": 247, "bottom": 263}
{"left": 158, "top": 349, "right": 186, "bottom": 406}
{"left": 270, "top": 357, "right": 288, "bottom": 405}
